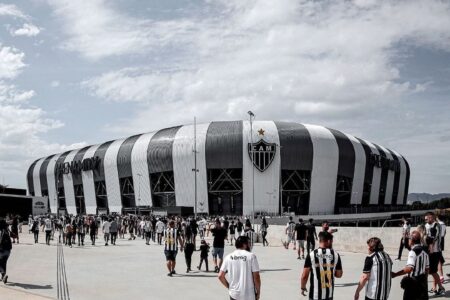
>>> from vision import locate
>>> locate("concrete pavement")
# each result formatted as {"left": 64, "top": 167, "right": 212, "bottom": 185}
{"left": 0, "top": 227, "right": 449, "bottom": 300}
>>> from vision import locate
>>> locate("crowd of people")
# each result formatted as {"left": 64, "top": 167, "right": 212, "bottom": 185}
{"left": 0, "top": 211, "right": 449, "bottom": 300}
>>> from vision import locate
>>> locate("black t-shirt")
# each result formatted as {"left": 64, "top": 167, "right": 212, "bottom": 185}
{"left": 223, "top": 220, "right": 230, "bottom": 230}
{"left": 237, "top": 221, "right": 243, "bottom": 232}
{"left": 306, "top": 224, "right": 316, "bottom": 240}
{"left": 211, "top": 227, "right": 227, "bottom": 248}
{"left": 229, "top": 224, "right": 236, "bottom": 234}
{"left": 295, "top": 223, "right": 307, "bottom": 240}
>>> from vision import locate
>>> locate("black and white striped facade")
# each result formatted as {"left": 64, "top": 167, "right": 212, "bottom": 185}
{"left": 26, "top": 121, "right": 410, "bottom": 216}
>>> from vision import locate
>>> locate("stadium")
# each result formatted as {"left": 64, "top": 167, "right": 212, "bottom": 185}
{"left": 26, "top": 121, "right": 410, "bottom": 216}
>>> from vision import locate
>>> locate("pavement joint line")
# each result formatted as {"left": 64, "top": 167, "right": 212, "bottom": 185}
{"left": 0, "top": 284, "right": 57, "bottom": 300}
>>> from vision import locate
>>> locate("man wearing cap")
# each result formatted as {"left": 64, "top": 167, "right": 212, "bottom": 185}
{"left": 218, "top": 236, "right": 261, "bottom": 300}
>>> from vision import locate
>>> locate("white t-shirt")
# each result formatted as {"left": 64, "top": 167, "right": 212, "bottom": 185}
{"left": 438, "top": 221, "right": 446, "bottom": 237}
{"left": 156, "top": 221, "right": 165, "bottom": 233}
{"left": 220, "top": 249, "right": 260, "bottom": 300}
{"left": 103, "top": 221, "right": 111, "bottom": 234}
{"left": 44, "top": 219, "right": 52, "bottom": 231}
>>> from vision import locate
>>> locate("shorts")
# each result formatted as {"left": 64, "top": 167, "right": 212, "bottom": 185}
{"left": 287, "top": 235, "right": 295, "bottom": 243}
{"left": 429, "top": 252, "right": 440, "bottom": 274}
{"left": 297, "top": 240, "right": 305, "bottom": 249}
{"left": 164, "top": 250, "right": 178, "bottom": 261}
{"left": 212, "top": 247, "right": 224, "bottom": 259}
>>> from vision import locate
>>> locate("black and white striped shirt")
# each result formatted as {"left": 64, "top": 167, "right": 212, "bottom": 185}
{"left": 304, "top": 248, "right": 342, "bottom": 300}
{"left": 406, "top": 245, "right": 429, "bottom": 278}
{"left": 363, "top": 251, "right": 392, "bottom": 300}
{"left": 164, "top": 228, "right": 179, "bottom": 251}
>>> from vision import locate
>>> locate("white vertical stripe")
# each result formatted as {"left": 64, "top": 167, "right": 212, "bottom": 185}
{"left": 242, "top": 121, "right": 281, "bottom": 215}
{"left": 391, "top": 149, "right": 407, "bottom": 204}
{"left": 131, "top": 132, "right": 156, "bottom": 207}
{"left": 363, "top": 140, "right": 381, "bottom": 205}
{"left": 32, "top": 158, "right": 45, "bottom": 197}
{"left": 305, "top": 125, "right": 339, "bottom": 214}
{"left": 377, "top": 145, "right": 395, "bottom": 205}
{"left": 63, "top": 150, "right": 79, "bottom": 215}
{"left": 47, "top": 154, "right": 62, "bottom": 213}
{"left": 82, "top": 144, "right": 101, "bottom": 214}
{"left": 104, "top": 138, "right": 126, "bottom": 213}
{"left": 173, "top": 123, "right": 210, "bottom": 213}
{"left": 345, "top": 134, "right": 366, "bottom": 205}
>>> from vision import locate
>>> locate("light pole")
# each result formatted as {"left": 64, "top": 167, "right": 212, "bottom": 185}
{"left": 137, "top": 173, "right": 142, "bottom": 215}
{"left": 192, "top": 117, "right": 199, "bottom": 219}
{"left": 247, "top": 111, "right": 255, "bottom": 227}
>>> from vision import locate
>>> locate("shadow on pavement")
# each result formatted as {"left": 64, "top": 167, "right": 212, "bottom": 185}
{"left": 7, "top": 282, "right": 53, "bottom": 290}
{"left": 260, "top": 268, "right": 291, "bottom": 272}
{"left": 335, "top": 282, "right": 358, "bottom": 287}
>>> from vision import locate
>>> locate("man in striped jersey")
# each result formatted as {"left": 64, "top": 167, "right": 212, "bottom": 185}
{"left": 424, "top": 212, "right": 445, "bottom": 295}
{"left": 285, "top": 216, "right": 296, "bottom": 250}
{"left": 354, "top": 237, "right": 392, "bottom": 300}
{"left": 164, "top": 220, "right": 184, "bottom": 277}
{"left": 392, "top": 231, "right": 429, "bottom": 300}
{"left": 243, "top": 225, "right": 255, "bottom": 251}
{"left": 300, "top": 231, "right": 343, "bottom": 300}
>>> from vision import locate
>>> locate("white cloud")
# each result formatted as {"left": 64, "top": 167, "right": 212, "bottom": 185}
{"left": 0, "top": 45, "right": 26, "bottom": 79}
{"left": 10, "top": 23, "right": 41, "bottom": 37}
{"left": 0, "top": 3, "right": 27, "bottom": 19}
{"left": 82, "top": 1, "right": 450, "bottom": 132}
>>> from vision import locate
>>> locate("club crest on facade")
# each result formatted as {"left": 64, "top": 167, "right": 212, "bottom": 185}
{"left": 248, "top": 139, "right": 276, "bottom": 172}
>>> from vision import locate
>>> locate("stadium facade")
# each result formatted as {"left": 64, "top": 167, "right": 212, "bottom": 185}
{"left": 26, "top": 121, "right": 410, "bottom": 216}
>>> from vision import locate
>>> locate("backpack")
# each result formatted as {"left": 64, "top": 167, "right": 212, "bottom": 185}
{"left": 0, "top": 229, "right": 12, "bottom": 250}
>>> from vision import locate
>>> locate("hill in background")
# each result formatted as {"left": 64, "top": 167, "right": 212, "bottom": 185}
{"left": 408, "top": 193, "right": 450, "bottom": 204}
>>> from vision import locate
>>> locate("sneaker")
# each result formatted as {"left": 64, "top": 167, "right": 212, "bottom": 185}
{"left": 167, "top": 272, "right": 172, "bottom": 277}
{"left": 302, "top": 255, "right": 305, "bottom": 259}
{"left": 215, "top": 266, "right": 219, "bottom": 273}
{"left": 395, "top": 258, "right": 401, "bottom": 261}
{"left": 435, "top": 288, "right": 445, "bottom": 296}
{"left": 297, "top": 256, "right": 301, "bottom": 260}
{"left": 171, "top": 270, "right": 176, "bottom": 275}
{"left": 429, "top": 289, "right": 436, "bottom": 294}
{"left": 186, "top": 269, "right": 189, "bottom": 273}
{"left": 2, "top": 275, "right": 7, "bottom": 284}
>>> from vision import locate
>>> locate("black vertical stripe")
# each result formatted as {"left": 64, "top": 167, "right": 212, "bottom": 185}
{"left": 92, "top": 141, "right": 114, "bottom": 183}
{"left": 147, "top": 126, "right": 181, "bottom": 173}
{"left": 55, "top": 151, "right": 72, "bottom": 205}
{"left": 374, "top": 144, "right": 388, "bottom": 205}
{"left": 39, "top": 155, "right": 56, "bottom": 195}
{"left": 205, "top": 121, "right": 243, "bottom": 169}
{"left": 27, "top": 159, "right": 39, "bottom": 196}
{"left": 72, "top": 146, "right": 90, "bottom": 186}
{"left": 387, "top": 149, "right": 401, "bottom": 205}
{"left": 117, "top": 134, "right": 142, "bottom": 178}
{"left": 355, "top": 138, "right": 373, "bottom": 206}
{"left": 375, "top": 253, "right": 383, "bottom": 300}
{"left": 403, "top": 157, "right": 410, "bottom": 205}
{"left": 328, "top": 128, "right": 355, "bottom": 178}
{"left": 274, "top": 122, "right": 313, "bottom": 171}
{"left": 314, "top": 249, "right": 322, "bottom": 300}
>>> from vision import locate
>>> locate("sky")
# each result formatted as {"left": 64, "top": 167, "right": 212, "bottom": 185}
{"left": 0, "top": 0, "right": 449, "bottom": 194}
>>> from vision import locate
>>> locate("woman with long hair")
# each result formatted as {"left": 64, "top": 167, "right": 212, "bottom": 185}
{"left": 0, "top": 219, "right": 12, "bottom": 284}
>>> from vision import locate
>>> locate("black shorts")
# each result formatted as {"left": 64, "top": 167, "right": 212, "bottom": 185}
{"left": 164, "top": 250, "right": 178, "bottom": 261}
{"left": 429, "top": 252, "right": 440, "bottom": 274}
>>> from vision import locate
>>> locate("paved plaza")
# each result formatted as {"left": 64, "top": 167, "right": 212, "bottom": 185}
{"left": 0, "top": 227, "right": 449, "bottom": 300}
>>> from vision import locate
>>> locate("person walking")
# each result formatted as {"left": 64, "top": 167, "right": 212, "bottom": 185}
{"left": 236, "top": 219, "right": 243, "bottom": 237}
{"left": 354, "top": 237, "right": 392, "bottom": 300}
{"left": 0, "top": 219, "right": 12, "bottom": 284}
{"left": 156, "top": 218, "right": 165, "bottom": 245}
{"left": 295, "top": 218, "right": 308, "bottom": 259}
{"left": 306, "top": 219, "right": 318, "bottom": 254}
{"left": 243, "top": 225, "right": 256, "bottom": 252}
{"left": 229, "top": 220, "right": 237, "bottom": 246}
{"left": 77, "top": 217, "right": 86, "bottom": 246}
{"left": 89, "top": 217, "right": 97, "bottom": 246}
{"left": 184, "top": 224, "right": 195, "bottom": 273}
{"left": 110, "top": 217, "right": 118, "bottom": 245}
{"left": 164, "top": 220, "right": 184, "bottom": 277}
{"left": 260, "top": 217, "right": 269, "bottom": 247}
{"left": 396, "top": 218, "right": 411, "bottom": 261}
{"left": 10, "top": 216, "right": 19, "bottom": 244}
{"left": 218, "top": 236, "right": 261, "bottom": 300}
{"left": 197, "top": 239, "right": 210, "bottom": 272}
{"left": 436, "top": 215, "right": 446, "bottom": 283}
{"left": 392, "top": 230, "right": 429, "bottom": 300}
{"left": 44, "top": 216, "right": 53, "bottom": 245}
{"left": 65, "top": 222, "right": 73, "bottom": 248}
{"left": 284, "top": 216, "right": 296, "bottom": 250}
{"left": 143, "top": 217, "right": 152, "bottom": 245}
{"left": 424, "top": 212, "right": 445, "bottom": 295}
{"left": 300, "top": 231, "right": 343, "bottom": 300}
{"left": 103, "top": 218, "right": 111, "bottom": 246}
{"left": 211, "top": 218, "right": 227, "bottom": 273}
{"left": 31, "top": 217, "right": 40, "bottom": 244}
